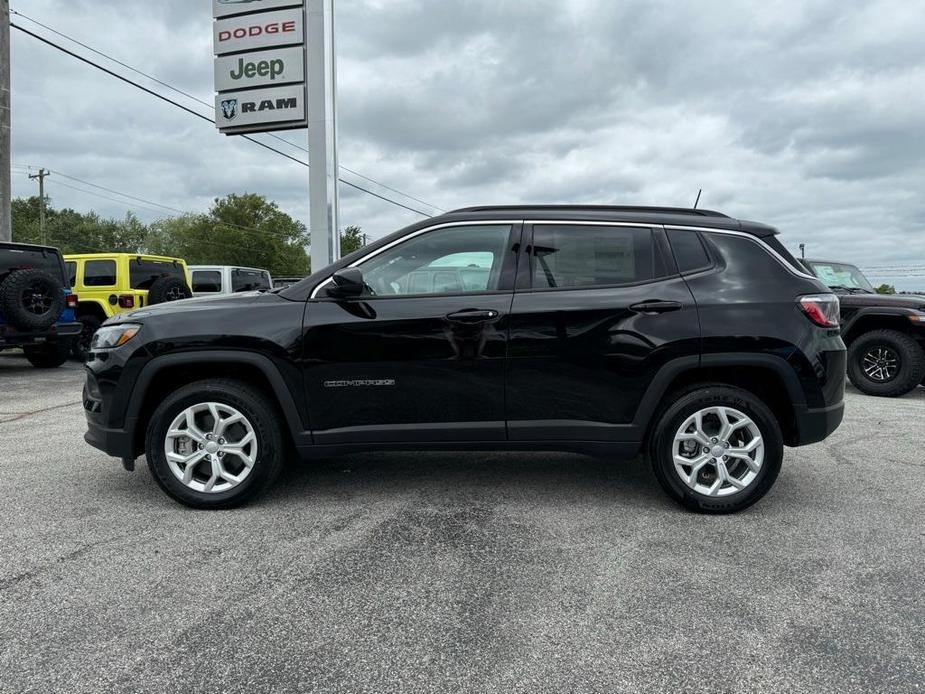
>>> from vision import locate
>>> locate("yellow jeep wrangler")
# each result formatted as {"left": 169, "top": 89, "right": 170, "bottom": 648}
{"left": 65, "top": 253, "right": 193, "bottom": 358}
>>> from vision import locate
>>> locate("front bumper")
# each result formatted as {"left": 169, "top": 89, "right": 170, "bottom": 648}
{"left": 0, "top": 321, "right": 81, "bottom": 347}
{"left": 83, "top": 364, "right": 138, "bottom": 460}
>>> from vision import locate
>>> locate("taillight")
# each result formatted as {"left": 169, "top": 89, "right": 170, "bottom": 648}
{"left": 799, "top": 294, "right": 840, "bottom": 328}
{"left": 118, "top": 295, "right": 135, "bottom": 309}
{"left": 66, "top": 294, "right": 78, "bottom": 309}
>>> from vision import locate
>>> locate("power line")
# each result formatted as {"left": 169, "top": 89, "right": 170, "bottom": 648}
{"left": 20, "top": 162, "right": 303, "bottom": 242}
{"left": 10, "top": 10, "right": 444, "bottom": 215}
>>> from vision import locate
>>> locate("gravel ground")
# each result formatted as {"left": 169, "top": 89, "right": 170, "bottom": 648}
{"left": 0, "top": 352, "right": 923, "bottom": 694}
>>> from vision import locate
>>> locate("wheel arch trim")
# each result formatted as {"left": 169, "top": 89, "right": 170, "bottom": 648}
{"left": 124, "top": 350, "right": 311, "bottom": 451}
{"left": 633, "top": 352, "right": 807, "bottom": 430}
{"left": 842, "top": 307, "right": 921, "bottom": 343}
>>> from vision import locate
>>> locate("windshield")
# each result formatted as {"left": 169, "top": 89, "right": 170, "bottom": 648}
{"left": 806, "top": 261, "right": 875, "bottom": 292}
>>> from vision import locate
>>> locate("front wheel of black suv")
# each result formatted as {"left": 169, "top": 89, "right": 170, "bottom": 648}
{"left": 145, "top": 379, "right": 285, "bottom": 509}
{"left": 648, "top": 385, "right": 784, "bottom": 514}
{"left": 847, "top": 329, "right": 925, "bottom": 398}
{"left": 23, "top": 341, "right": 71, "bottom": 369}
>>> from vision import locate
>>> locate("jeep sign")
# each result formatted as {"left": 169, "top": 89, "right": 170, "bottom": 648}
{"left": 213, "top": 8, "right": 304, "bottom": 55}
{"left": 214, "top": 46, "right": 304, "bottom": 92}
{"left": 213, "top": 0, "right": 304, "bottom": 20}
{"left": 214, "top": 84, "right": 306, "bottom": 130}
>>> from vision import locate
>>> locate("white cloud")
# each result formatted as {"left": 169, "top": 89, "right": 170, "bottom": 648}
{"left": 9, "top": 0, "right": 925, "bottom": 288}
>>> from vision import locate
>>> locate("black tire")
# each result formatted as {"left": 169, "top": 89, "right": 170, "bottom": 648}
{"left": 0, "top": 269, "right": 66, "bottom": 331}
{"left": 147, "top": 275, "right": 192, "bottom": 305}
{"left": 72, "top": 314, "right": 102, "bottom": 362}
{"left": 23, "top": 341, "right": 71, "bottom": 369}
{"left": 648, "top": 385, "right": 784, "bottom": 514}
{"left": 847, "top": 329, "right": 925, "bottom": 398}
{"left": 145, "top": 379, "right": 285, "bottom": 509}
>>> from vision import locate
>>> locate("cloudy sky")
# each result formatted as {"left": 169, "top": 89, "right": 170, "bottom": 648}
{"left": 9, "top": 0, "right": 925, "bottom": 288}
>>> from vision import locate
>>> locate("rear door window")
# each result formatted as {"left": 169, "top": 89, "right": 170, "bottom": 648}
{"left": 231, "top": 269, "right": 271, "bottom": 293}
{"left": 83, "top": 260, "right": 117, "bottom": 287}
{"left": 529, "top": 225, "right": 667, "bottom": 289}
{"left": 192, "top": 270, "right": 223, "bottom": 293}
{"left": 130, "top": 259, "right": 185, "bottom": 290}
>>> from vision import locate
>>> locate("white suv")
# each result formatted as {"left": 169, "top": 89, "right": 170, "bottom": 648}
{"left": 189, "top": 266, "right": 273, "bottom": 297}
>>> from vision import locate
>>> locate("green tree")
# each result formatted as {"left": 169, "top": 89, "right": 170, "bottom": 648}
{"left": 11, "top": 196, "right": 148, "bottom": 254}
{"left": 340, "top": 225, "right": 367, "bottom": 257}
{"left": 147, "top": 194, "right": 310, "bottom": 277}
{"left": 875, "top": 283, "right": 896, "bottom": 295}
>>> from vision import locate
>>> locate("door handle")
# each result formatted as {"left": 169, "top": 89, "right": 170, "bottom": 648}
{"left": 445, "top": 309, "right": 501, "bottom": 323}
{"left": 629, "top": 301, "right": 683, "bottom": 315}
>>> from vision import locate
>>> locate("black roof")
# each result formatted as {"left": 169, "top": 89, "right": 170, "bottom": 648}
{"left": 437, "top": 205, "right": 777, "bottom": 237}
{"left": 0, "top": 241, "right": 62, "bottom": 254}
{"left": 280, "top": 204, "right": 778, "bottom": 300}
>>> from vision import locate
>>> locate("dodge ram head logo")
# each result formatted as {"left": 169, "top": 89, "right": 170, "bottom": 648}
{"left": 220, "top": 99, "right": 238, "bottom": 120}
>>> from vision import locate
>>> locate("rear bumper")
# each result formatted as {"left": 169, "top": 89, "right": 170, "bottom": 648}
{"left": 792, "top": 400, "right": 845, "bottom": 447}
{"left": 0, "top": 321, "right": 81, "bottom": 346}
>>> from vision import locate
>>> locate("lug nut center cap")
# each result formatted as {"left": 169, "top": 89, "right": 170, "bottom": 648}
{"left": 711, "top": 444, "right": 726, "bottom": 458}
{"left": 205, "top": 441, "right": 220, "bottom": 454}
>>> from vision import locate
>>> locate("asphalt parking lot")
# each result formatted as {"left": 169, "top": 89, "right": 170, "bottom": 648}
{"left": 0, "top": 353, "right": 922, "bottom": 694}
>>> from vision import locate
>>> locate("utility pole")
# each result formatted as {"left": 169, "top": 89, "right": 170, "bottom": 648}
{"left": 307, "top": 0, "right": 341, "bottom": 271}
{"left": 29, "top": 168, "right": 49, "bottom": 244}
{"left": 1, "top": 0, "right": 12, "bottom": 243}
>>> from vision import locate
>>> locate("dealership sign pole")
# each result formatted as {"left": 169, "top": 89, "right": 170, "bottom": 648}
{"left": 212, "top": 0, "right": 340, "bottom": 271}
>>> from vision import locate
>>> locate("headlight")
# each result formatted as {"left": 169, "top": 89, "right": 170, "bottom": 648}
{"left": 90, "top": 324, "right": 142, "bottom": 351}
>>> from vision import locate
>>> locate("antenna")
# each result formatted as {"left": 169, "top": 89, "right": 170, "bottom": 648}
{"left": 693, "top": 189, "right": 702, "bottom": 210}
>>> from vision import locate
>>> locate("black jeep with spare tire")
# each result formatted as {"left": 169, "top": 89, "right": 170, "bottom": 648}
{"left": 803, "top": 259, "right": 925, "bottom": 397}
{"left": 0, "top": 242, "right": 81, "bottom": 368}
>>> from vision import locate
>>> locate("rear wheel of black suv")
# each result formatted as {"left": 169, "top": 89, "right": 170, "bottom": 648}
{"left": 847, "top": 329, "right": 925, "bottom": 398}
{"left": 145, "top": 379, "right": 285, "bottom": 509}
{"left": 649, "top": 385, "right": 783, "bottom": 514}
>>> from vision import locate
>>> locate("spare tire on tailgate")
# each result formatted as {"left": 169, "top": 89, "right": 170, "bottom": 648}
{"left": 0, "top": 268, "right": 66, "bottom": 331}
{"left": 147, "top": 275, "right": 192, "bottom": 305}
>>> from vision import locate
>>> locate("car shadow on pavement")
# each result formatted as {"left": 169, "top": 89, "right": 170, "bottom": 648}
{"left": 258, "top": 450, "right": 677, "bottom": 512}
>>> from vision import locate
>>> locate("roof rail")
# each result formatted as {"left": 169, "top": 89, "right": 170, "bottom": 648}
{"left": 447, "top": 205, "right": 730, "bottom": 218}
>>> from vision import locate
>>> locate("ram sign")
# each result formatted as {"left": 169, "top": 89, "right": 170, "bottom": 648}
{"left": 213, "top": 1, "right": 307, "bottom": 134}
{"left": 216, "top": 84, "right": 306, "bottom": 129}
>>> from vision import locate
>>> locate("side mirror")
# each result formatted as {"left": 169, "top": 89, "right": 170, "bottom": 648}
{"left": 327, "top": 267, "right": 365, "bottom": 298}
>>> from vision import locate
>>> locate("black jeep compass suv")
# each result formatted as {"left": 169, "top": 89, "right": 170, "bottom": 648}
{"left": 83, "top": 206, "right": 846, "bottom": 513}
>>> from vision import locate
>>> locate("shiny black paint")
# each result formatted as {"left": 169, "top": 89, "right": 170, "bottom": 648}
{"left": 83, "top": 207, "right": 847, "bottom": 464}
{"left": 302, "top": 293, "right": 514, "bottom": 442}
{"left": 689, "top": 232, "right": 846, "bottom": 409}
{"left": 506, "top": 277, "right": 700, "bottom": 440}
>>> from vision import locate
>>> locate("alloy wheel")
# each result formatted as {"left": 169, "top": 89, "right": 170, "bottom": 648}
{"left": 862, "top": 347, "right": 900, "bottom": 383}
{"left": 164, "top": 402, "right": 258, "bottom": 494}
{"left": 22, "top": 283, "right": 53, "bottom": 315}
{"left": 672, "top": 406, "right": 765, "bottom": 497}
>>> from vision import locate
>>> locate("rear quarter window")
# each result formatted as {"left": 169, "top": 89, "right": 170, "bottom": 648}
{"left": 84, "top": 260, "right": 117, "bottom": 287}
{"left": 192, "top": 270, "right": 222, "bottom": 293}
{"left": 231, "top": 269, "right": 271, "bottom": 293}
